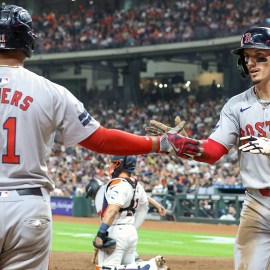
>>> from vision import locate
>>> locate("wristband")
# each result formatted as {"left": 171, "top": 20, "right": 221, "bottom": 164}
{"left": 153, "top": 136, "right": 161, "bottom": 152}
{"left": 99, "top": 222, "right": 110, "bottom": 233}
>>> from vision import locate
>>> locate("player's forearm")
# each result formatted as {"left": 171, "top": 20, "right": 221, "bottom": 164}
{"left": 194, "top": 138, "right": 228, "bottom": 164}
{"left": 94, "top": 205, "right": 120, "bottom": 247}
{"left": 79, "top": 126, "right": 160, "bottom": 154}
{"left": 102, "top": 204, "right": 121, "bottom": 226}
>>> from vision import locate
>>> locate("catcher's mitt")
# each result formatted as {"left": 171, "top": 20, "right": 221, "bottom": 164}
{"left": 93, "top": 231, "right": 116, "bottom": 255}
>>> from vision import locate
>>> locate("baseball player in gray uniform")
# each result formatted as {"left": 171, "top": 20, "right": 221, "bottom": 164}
{"left": 86, "top": 156, "right": 169, "bottom": 270}
{"left": 147, "top": 26, "right": 270, "bottom": 270}
{"left": 0, "top": 4, "right": 199, "bottom": 270}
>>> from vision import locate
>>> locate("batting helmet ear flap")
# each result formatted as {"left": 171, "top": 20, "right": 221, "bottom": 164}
{"left": 237, "top": 56, "right": 249, "bottom": 79}
{"left": 85, "top": 179, "right": 102, "bottom": 199}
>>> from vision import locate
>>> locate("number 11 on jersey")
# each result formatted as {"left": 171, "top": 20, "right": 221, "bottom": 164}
{"left": 3, "top": 117, "right": 20, "bottom": 164}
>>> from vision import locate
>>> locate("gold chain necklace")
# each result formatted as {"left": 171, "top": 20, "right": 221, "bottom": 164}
{"left": 254, "top": 86, "right": 270, "bottom": 107}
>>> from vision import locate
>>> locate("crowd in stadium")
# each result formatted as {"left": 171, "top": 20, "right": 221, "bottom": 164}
{"left": 48, "top": 94, "right": 241, "bottom": 198}
{"left": 33, "top": 0, "right": 267, "bottom": 53}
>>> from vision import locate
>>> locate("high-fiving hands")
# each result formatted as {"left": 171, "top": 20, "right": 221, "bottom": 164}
{"left": 145, "top": 116, "right": 188, "bottom": 137}
{"left": 146, "top": 116, "right": 203, "bottom": 159}
{"left": 239, "top": 136, "right": 270, "bottom": 155}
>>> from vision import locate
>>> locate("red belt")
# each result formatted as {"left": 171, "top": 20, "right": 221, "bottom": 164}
{"left": 259, "top": 188, "right": 270, "bottom": 197}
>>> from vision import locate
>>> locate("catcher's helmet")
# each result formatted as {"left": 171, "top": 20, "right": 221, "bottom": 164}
{"left": 85, "top": 179, "right": 102, "bottom": 199}
{"left": 110, "top": 155, "right": 137, "bottom": 178}
{"left": 0, "top": 5, "right": 36, "bottom": 58}
{"left": 232, "top": 27, "right": 270, "bottom": 78}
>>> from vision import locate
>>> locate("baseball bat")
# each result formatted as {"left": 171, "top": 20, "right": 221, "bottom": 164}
{"left": 92, "top": 248, "right": 98, "bottom": 264}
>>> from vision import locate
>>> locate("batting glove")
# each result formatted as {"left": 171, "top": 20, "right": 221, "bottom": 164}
{"left": 239, "top": 135, "right": 270, "bottom": 155}
{"left": 159, "top": 123, "right": 203, "bottom": 159}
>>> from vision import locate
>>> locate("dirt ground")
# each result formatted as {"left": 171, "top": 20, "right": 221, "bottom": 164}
{"left": 51, "top": 215, "right": 237, "bottom": 270}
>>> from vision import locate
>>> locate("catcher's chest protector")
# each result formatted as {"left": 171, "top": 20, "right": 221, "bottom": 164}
{"left": 101, "top": 178, "right": 138, "bottom": 217}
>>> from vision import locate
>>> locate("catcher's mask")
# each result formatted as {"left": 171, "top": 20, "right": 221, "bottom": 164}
{"left": 85, "top": 179, "right": 102, "bottom": 199}
{"left": 109, "top": 155, "right": 137, "bottom": 178}
{"left": 232, "top": 27, "right": 270, "bottom": 78}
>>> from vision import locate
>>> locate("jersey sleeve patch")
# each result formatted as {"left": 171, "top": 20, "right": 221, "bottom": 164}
{"left": 78, "top": 110, "right": 92, "bottom": 127}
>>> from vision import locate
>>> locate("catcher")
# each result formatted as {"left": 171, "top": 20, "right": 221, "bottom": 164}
{"left": 86, "top": 156, "right": 169, "bottom": 270}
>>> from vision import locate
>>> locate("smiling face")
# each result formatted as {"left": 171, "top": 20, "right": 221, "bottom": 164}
{"left": 243, "top": 48, "right": 270, "bottom": 84}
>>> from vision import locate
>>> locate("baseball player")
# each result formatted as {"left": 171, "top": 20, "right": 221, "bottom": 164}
{"left": 0, "top": 4, "right": 200, "bottom": 269}
{"left": 86, "top": 156, "right": 169, "bottom": 270}
{"left": 86, "top": 179, "right": 166, "bottom": 264}
{"left": 146, "top": 27, "right": 270, "bottom": 270}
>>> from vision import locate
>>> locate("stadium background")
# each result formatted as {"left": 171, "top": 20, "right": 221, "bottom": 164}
{"left": 4, "top": 0, "right": 268, "bottom": 269}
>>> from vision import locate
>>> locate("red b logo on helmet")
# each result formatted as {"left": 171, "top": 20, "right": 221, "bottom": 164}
{"left": 244, "top": 33, "right": 252, "bottom": 44}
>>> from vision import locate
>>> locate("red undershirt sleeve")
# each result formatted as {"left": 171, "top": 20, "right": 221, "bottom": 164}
{"left": 194, "top": 138, "right": 228, "bottom": 164}
{"left": 79, "top": 126, "right": 154, "bottom": 155}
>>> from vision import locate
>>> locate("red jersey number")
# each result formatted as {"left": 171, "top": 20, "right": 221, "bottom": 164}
{"left": 3, "top": 117, "right": 20, "bottom": 164}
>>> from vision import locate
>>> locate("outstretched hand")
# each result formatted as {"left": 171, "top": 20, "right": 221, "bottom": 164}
{"left": 145, "top": 116, "right": 188, "bottom": 137}
{"left": 239, "top": 135, "right": 270, "bottom": 155}
{"left": 159, "top": 122, "right": 203, "bottom": 159}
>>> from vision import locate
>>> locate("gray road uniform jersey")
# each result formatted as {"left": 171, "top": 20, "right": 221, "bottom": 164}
{"left": 0, "top": 66, "right": 100, "bottom": 191}
{"left": 211, "top": 86, "right": 270, "bottom": 270}
{"left": 0, "top": 66, "right": 100, "bottom": 269}
{"left": 210, "top": 86, "right": 270, "bottom": 189}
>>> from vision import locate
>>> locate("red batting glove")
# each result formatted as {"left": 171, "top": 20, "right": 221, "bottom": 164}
{"left": 168, "top": 133, "right": 202, "bottom": 158}
{"left": 159, "top": 132, "right": 203, "bottom": 159}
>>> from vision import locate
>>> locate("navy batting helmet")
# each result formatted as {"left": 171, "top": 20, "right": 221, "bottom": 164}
{"left": 0, "top": 5, "right": 36, "bottom": 58}
{"left": 110, "top": 156, "right": 137, "bottom": 178}
{"left": 232, "top": 27, "right": 270, "bottom": 78}
{"left": 85, "top": 179, "right": 102, "bottom": 199}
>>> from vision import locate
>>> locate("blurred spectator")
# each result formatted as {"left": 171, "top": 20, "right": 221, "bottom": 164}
{"left": 197, "top": 174, "right": 215, "bottom": 195}
{"left": 186, "top": 173, "right": 200, "bottom": 194}
{"left": 219, "top": 206, "right": 236, "bottom": 221}
{"left": 166, "top": 180, "right": 176, "bottom": 195}
{"left": 152, "top": 179, "right": 168, "bottom": 194}
{"left": 199, "top": 199, "right": 214, "bottom": 218}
